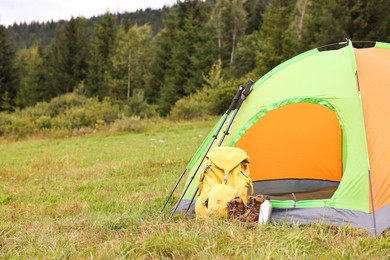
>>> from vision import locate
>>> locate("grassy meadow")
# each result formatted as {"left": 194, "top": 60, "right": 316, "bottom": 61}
{"left": 0, "top": 118, "right": 389, "bottom": 259}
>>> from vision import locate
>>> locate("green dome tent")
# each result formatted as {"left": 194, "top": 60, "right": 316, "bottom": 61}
{"left": 171, "top": 40, "right": 390, "bottom": 236}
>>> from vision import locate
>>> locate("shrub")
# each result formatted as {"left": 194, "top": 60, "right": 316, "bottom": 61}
{"left": 0, "top": 92, "right": 160, "bottom": 138}
{"left": 210, "top": 79, "right": 243, "bottom": 115}
{"left": 169, "top": 94, "right": 211, "bottom": 120}
{"left": 0, "top": 113, "right": 10, "bottom": 136}
{"left": 49, "top": 97, "right": 121, "bottom": 130}
{"left": 0, "top": 113, "right": 36, "bottom": 137}
{"left": 121, "top": 90, "right": 157, "bottom": 118}
{"left": 22, "top": 102, "right": 50, "bottom": 120}
{"left": 95, "top": 97, "right": 121, "bottom": 124}
{"left": 109, "top": 116, "right": 146, "bottom": 132}
{"left": 36, "top": 115, "right": 52, "bottom": 129}
{"left": 47, "top": 93, "right": 89, "bottom": 117}
{"left": 169, "top": 77, "right": 244, "bottom": 120}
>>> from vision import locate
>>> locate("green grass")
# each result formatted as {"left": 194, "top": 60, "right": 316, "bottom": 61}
{"left": 0, "top": 118, "right": 389, "bottom": 259}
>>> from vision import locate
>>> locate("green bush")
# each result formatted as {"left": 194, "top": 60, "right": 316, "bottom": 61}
{"left": 169, "top": 78, "right": 243, "bottom": 120}
{"left": 210, "top": 79, "right": 243, "bottom": 115}
{"left": 22, "top": 102, "right": 50, "bottom": 120}
{"left": 0, "top": 93, "right": 125, "bottom": 138}
{"left": 36, "top": 115, "right": 52, "bottom": 129}
{"left": 47, "top": 93, "right": 89, "bottom": 117}
{"left": 169, "top": 94, "right": 212, "bottom": 120}
{"left": 121, "top": 90, "right": 157, "bottom": 118}
{"left": 94, "top": 97, "right": 121, "bottom": 124}
{"left": 0, "top": 113, "right": 10, "bottom": 136}
{"left": 50, "top": 96, "right": 121, "bottom": 130}
{"left": 0, "top": 112, "right": 36, "bottom": 137}
{"left": 0, "top": 92, "right": 161, "bottom": 138}
{"left": 109, "top": 116, "right": 146, "bottom": 132}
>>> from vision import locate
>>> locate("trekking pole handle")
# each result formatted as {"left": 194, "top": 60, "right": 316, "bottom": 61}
{"left": 212, "top": 85, "right": 243, "bottom": 139}
{"left": 219, "top": 79, "right": 253, "bottom": 145}
{"left": 246, "top": 79, "right": 254, "bottom": 94}
{"left": 236, "top": 79, "right": 254, "bottom": 110}
{"left": 227, "top": 85, "right": 244, "bottom": 114}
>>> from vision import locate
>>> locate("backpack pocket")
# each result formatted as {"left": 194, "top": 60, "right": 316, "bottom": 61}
{"left": 207, "top": 182, "right": 239, "bottom": 218}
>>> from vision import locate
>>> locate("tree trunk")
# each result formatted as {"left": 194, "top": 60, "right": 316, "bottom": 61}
{"left": 218, "top": 37, "right": 222, "bottom": 60}
{"left": 217, "top": 17, "right": 222, "bottom": 61}
{"left": 298, "top": 0, "right": 309, "bottom": 40}
{"left": 127, "top": 50, "right": 131, "bottom": 98}
{"left": 230, "top": 28, "right": 236, "bottom": 65}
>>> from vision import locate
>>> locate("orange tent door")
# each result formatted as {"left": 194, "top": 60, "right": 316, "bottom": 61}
{"left": 236, "top": 102, "right": 342, "bottom": 186}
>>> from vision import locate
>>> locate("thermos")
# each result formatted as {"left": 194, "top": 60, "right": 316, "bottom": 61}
{"left": 258, "top": 196, "right": 272, "bottom": 224}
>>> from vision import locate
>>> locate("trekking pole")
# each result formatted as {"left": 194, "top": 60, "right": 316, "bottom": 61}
{"left": 218, "top": 78, "right": 253, "bottom": 146}
{"left": 183, "top": 79, "right": 254, "bottom": 215}
{"left": 165, "top": 85, "right": 244, "bottom": 217}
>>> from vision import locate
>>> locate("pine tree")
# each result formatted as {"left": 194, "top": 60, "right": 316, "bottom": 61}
{"left": 149, "top": 0, "right": 217, "bottom": 116}
{"left": 254, "top": 0, "right": 296, "bottom": 76}
{"left": 108, "top": 24, "right": 153, "bottom": 100}
{"left": 47, "top": 17, "right": 89, "bottom": 95}
{"left": 244, "top": 0, "right": 268, "bottom": 35}
{"left": 203, "top": 59, "right": 224, "bottom": 89}
{"left": 0, "top": 25, "right": 19, "bottom": 111}
{"left": 157, "top": 3, "right": 192, "bottom": 115}
{"left": 229, "top": 0, "right": 269, "bottom": 78}
{"left": 15, "top": 43, "right": 47, "bottom": 107}
{"left": 144, "top": 31, "right": 172, "bottom": 104}
{"left": 211, "top": 0, "right": 247, "bottom": 69}
{"left": 302, "top": 0, "right": 350, "bottom": 48}
{"left": 86, "top": 13, "right": 116, "bottom": 99}
{"left": 230, "top": 30, "right": 261, "bottom": 78}
{"left": 185, "top": 0, "right": 218, "bottom": 93}
{"left": 302, "top": 0, "right": 390, "bottom": 48}
{"left": 357, "top": 0, "right": 390, "bottom": 42}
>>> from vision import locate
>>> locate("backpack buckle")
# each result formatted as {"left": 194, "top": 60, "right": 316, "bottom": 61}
{"left": 224, "top": 170, "right": 228, "bottom": 181}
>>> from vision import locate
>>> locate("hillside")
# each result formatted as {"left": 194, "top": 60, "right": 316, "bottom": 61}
{"left": 6, "top": 7, "right": 169, "bottom": 49}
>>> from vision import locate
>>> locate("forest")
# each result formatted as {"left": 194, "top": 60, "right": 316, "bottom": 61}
{"left": 1, "top": 0, "right": 390, "bottom": 135}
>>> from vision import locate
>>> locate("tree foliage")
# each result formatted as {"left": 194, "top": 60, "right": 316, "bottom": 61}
{"left": 16, "top": 43, "right": 46, "bottom": 107}
{"left": 2, "top": 0, "right": 390, "bottom": 117}
{"left": 212, "top": 0, "right": 247, "bottom": 69}
{"left": 47, "top": 17, "right": 90, "bottom": 95}
{"left": 108, "top": 24, "right": 153, "bottom": 100}
{"left": 151, "top": 0, "right": 218, "bottom": 115}
{"left": 86, "top": 13, "right": 116, "bottom": 99}
{"left": 255, "top": 0, "right": 297, "bottom": 75}
{"left": 302, "top": 0, "right": 390, "bottom": 48}
{"left": 0, "top": 25, "right": 19, "bottom": 111}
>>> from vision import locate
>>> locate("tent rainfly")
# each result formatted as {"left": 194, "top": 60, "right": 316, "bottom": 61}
{"left": 174, "top": 40, "right": 390, "bottom": 236}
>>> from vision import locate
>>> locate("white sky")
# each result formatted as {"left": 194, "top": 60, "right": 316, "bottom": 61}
{"left": 0, "top": 0, "right": 177, "bottom": 27}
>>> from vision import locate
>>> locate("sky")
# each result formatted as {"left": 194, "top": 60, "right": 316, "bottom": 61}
{"left": 0, "top": 0, "right": 177, "bottom": 27}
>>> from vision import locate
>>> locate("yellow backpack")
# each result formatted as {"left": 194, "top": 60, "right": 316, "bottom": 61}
{"left": 195, "top": 146, "right": 253, "bottom": 218}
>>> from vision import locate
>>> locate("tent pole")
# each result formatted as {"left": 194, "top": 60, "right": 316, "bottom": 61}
{"left": 183, "top": 79, "right": 254, "bottom": 215}
{"left": 368, "top": 170, "right": 378, "bottom": 236}
{"left": 167, "top": 85, "right": 244, "bottom": 218}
